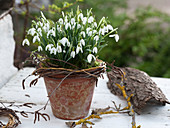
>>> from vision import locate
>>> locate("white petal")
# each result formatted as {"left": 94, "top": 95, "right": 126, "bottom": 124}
{"left": 38, "top": 46, "right": 43, "bottom": 52}
{"left": 93, "top": 47, "right": 98, "bottom": 54}
{"left": 107, "top": 24, "right": 113, "bottom": 31}
{"left": 88, "top": 16, "right": 94, "bottom": 23}
{"left": 83, "top": 17, "right": 87, "bottom": 24}
{"left": 80, "top": 31, "right": 85, "bottom": 38}
{"left": 87, "top": 54, "right": 96, "bottom": 63}
{"left": 71, "top": 18, "right": 75, "bottom": 25}
{"left": 70, "top": 51, "right": 76, "bottom": 58}
{"left": 80, "top": 39, "right": 85, "bottom": 46}
{"left": 58, "top": 18, "right": 63, "bottom": 24}
{"left": 78, "top": 13, "right": 83, "bottom": 20}
{"left": 109, "top": 34, "right": 119, "bottom": 42}
{"left": 115, "top": 34, "right": 119, "bottom": 42}
{"left": 22, "top": 39, "right": 30, "bottom": 46}
{"left": 94, "top": 35, "right": 99, "bottom": 41}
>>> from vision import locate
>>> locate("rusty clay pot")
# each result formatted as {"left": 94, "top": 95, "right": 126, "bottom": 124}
{"left": 44, "top": 76, "right": 97, "bottom": 120}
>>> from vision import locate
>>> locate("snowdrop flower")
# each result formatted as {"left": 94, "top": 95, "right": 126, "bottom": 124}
{"left": 93, "top": 47, "right": 98, "bottom": 54}
{"left": 107, "top": 24, "right": 113, "bottom": 31}
{"left": 65, "top": 22, "right": 71, "bottom": 30}
{"left": 80, "top": 39, "right": 85, "bottom": 46}
{"left": 33, "top": 35, "right": 40, "bottom": 43}
{"left": 80, "top": 31, "right": 86, "bottom": 38}
{"left": 93, "top": 22, "right": 97, "bottom": 27}
{"left": 71, "top": 18, "right": 75, "bottom": 25}
{"left": 58, "top": 18, "right": 64, "bottom": 24}
{"left": 56, "top": 44, "right": 62, "bottom": 53}
{"left": 50, "top": 47, "right": 57, "bottom": 55}
{"left": 77, "top": 24, "right": 81, "bottom": 29}
{"left": 83, "top": 17, "right": 87, "bottom": 24}
{"left": 99, "top": 28, "right": 105, "bottom": 35}
{"left": 76, "top": 45, "right": 83, "bottom": 54}
{"left": 94, "top": 35, "right": 99, "bottom": 41}
{"left": 38, "top": 46, "right": 43, "bottom": 52}
{"left": 86, "top": 27, "right": 91, "bottom": 34}
{"left": 64, "top": 16, "right": 68, "bottom": 23}
{"left": 37, "top": 28, "right": 42, "bottom": 36}
{"left": 70, "top": 51, "right": 76, "bottom": 58}
{"left": 78, "top": 13, "right": 83, "bottom": 20}
{"left": 88, "top": 31, "right": 93, "bottom": 36}
{"left": 27, "top": 28, "right": 36, "bottom": 36}
{"left": 88, "top": 16, "right": 94, "bottom": 23}
{"left": 57, "top": 25, "right": 61, "bottom": 32}
{"left": 37, "top": 21, "right": 43, "bottom": 27}
{"left": 43, "top": 23, "right": 50, "bottom": 32}
{"left": 63, "top": 50, "right": 66, "bottom": 53}
{"left": 22, "top": 39, "right": 30, "bottom": 46}
{"left": 87, "top": 54, "right": 96, "bottom": 63}
{"left": 59, "top": 37, "right": 70, "bottom": 47}
{"left": 47, "top": 28, "right": 55, "bottom": 38}
{"left": 109, "top": 34, "right": 119, "bottom": 42}
{"left": 45, "top": 44, "right": 53, "bottom": 51}
{"left": 103, "top": 26, "right": 108, "bottom": 33}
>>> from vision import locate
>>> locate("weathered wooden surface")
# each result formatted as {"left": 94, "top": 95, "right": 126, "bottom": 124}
{"left": 0, "top": 68, "right": 170, "bottom": 128}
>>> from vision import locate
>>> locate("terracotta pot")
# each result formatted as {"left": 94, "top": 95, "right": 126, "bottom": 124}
{"left": 44, "top": 75, "right": 97, "bottom": 120}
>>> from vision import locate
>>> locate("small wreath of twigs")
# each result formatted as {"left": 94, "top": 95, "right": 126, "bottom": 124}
{"left": 0, "top": 107, "right": 21, "bottom": 128}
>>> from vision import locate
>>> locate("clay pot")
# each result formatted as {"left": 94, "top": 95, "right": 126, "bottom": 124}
{"left": 44, "top": 75, "right": 97, "bottom": 120}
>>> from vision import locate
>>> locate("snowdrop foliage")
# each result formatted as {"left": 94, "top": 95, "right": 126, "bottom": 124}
{"left": 22, "top": 7, "right": 119, "bottom": 69}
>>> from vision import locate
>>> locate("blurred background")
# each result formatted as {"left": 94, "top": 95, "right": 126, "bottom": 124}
{"left": 7, "top": 0, "right": 170, "bottom": 77}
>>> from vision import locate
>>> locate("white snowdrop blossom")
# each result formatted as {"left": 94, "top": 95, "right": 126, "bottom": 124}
{"left": 94, "top": 35, "right": 99, "bottom": 41}
{"left": 80, "top": 31, "right": 86, "bottom": 38}
{"left": 93, "top": 47, "right": 98, "bottom": 54}
{"left": 59, "top": 37, "right": 70, "bottom": 47}
{"left": 27, "top": 28, "right": 36, "bottom": 36}
{"left": 47, "top": 28, "right": 55, "bottom": 38}
{"left": 43, "top": 23, "right": 50, "bottom": 32}
{"left": 38, "top": 46, "right": 43, "bottom": 52}
{"left": 99, "top": 28, "right": 105, "bottom": 35}
{"left": 45, "top": 44, "right": 53, "bottom": 51}
{"left": 70, "top": 51, "right": 76, "bottom": 58}
{"left": 78, "top": 13, "right": 83, "bottom": 20}
{"left": 83, "top": 17, "right": 87, "bottom": 24}
{"left": 76, "top": 45, "right": 83, "bottom": 54}
{"left": 86, "top": 27, "right": 91, "bottom": 34}
{"left": 80, "top": 39, "right": 85, "bottom": 46}
{"left": 71, "top": 18, "right": 75, "bottom": 25}
{"left": 109, "top": 34, "right": 119, "bottom": 42}
{"left": 58, "top": 18, "right": 64, "bottom": 24}
{"left": 64, "top": 16, "right": 68, "bottom": 23}
{"left": 56, "top": 44, "right": 62, "bottom": 53}
{"left": 65, "top": 22, "right": 71, "bottom": 30}
{"left": 50, "top": 47, "right": 57, "bottom": 55}
{"left": 107, "top": 24, "right": 113, "bottom": 31}
{"left": 88, "top": 31, "right": 93, "bottom": 36}
{"left": 77, "top": 24, "right": 81, "bottom": 29}
{"left": 22, "top": 39, "right": 30, "bottom": 46}
{"left": 37, "top": 21, "right": 43, "bottom": 27}
{"left": 93, "top": 22, "right": 97, "bottom": 28}
{"left": 88, "top": 16, "right": 94, "bottom": 23}
{"left": 37, "top": 28, "right": 42, "bottom": 36}
{"left": 33, "top": 35, "right": 40, "bottom": 43}
{"left": 87, "top": 54, "right": 96, "bottom": 63}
